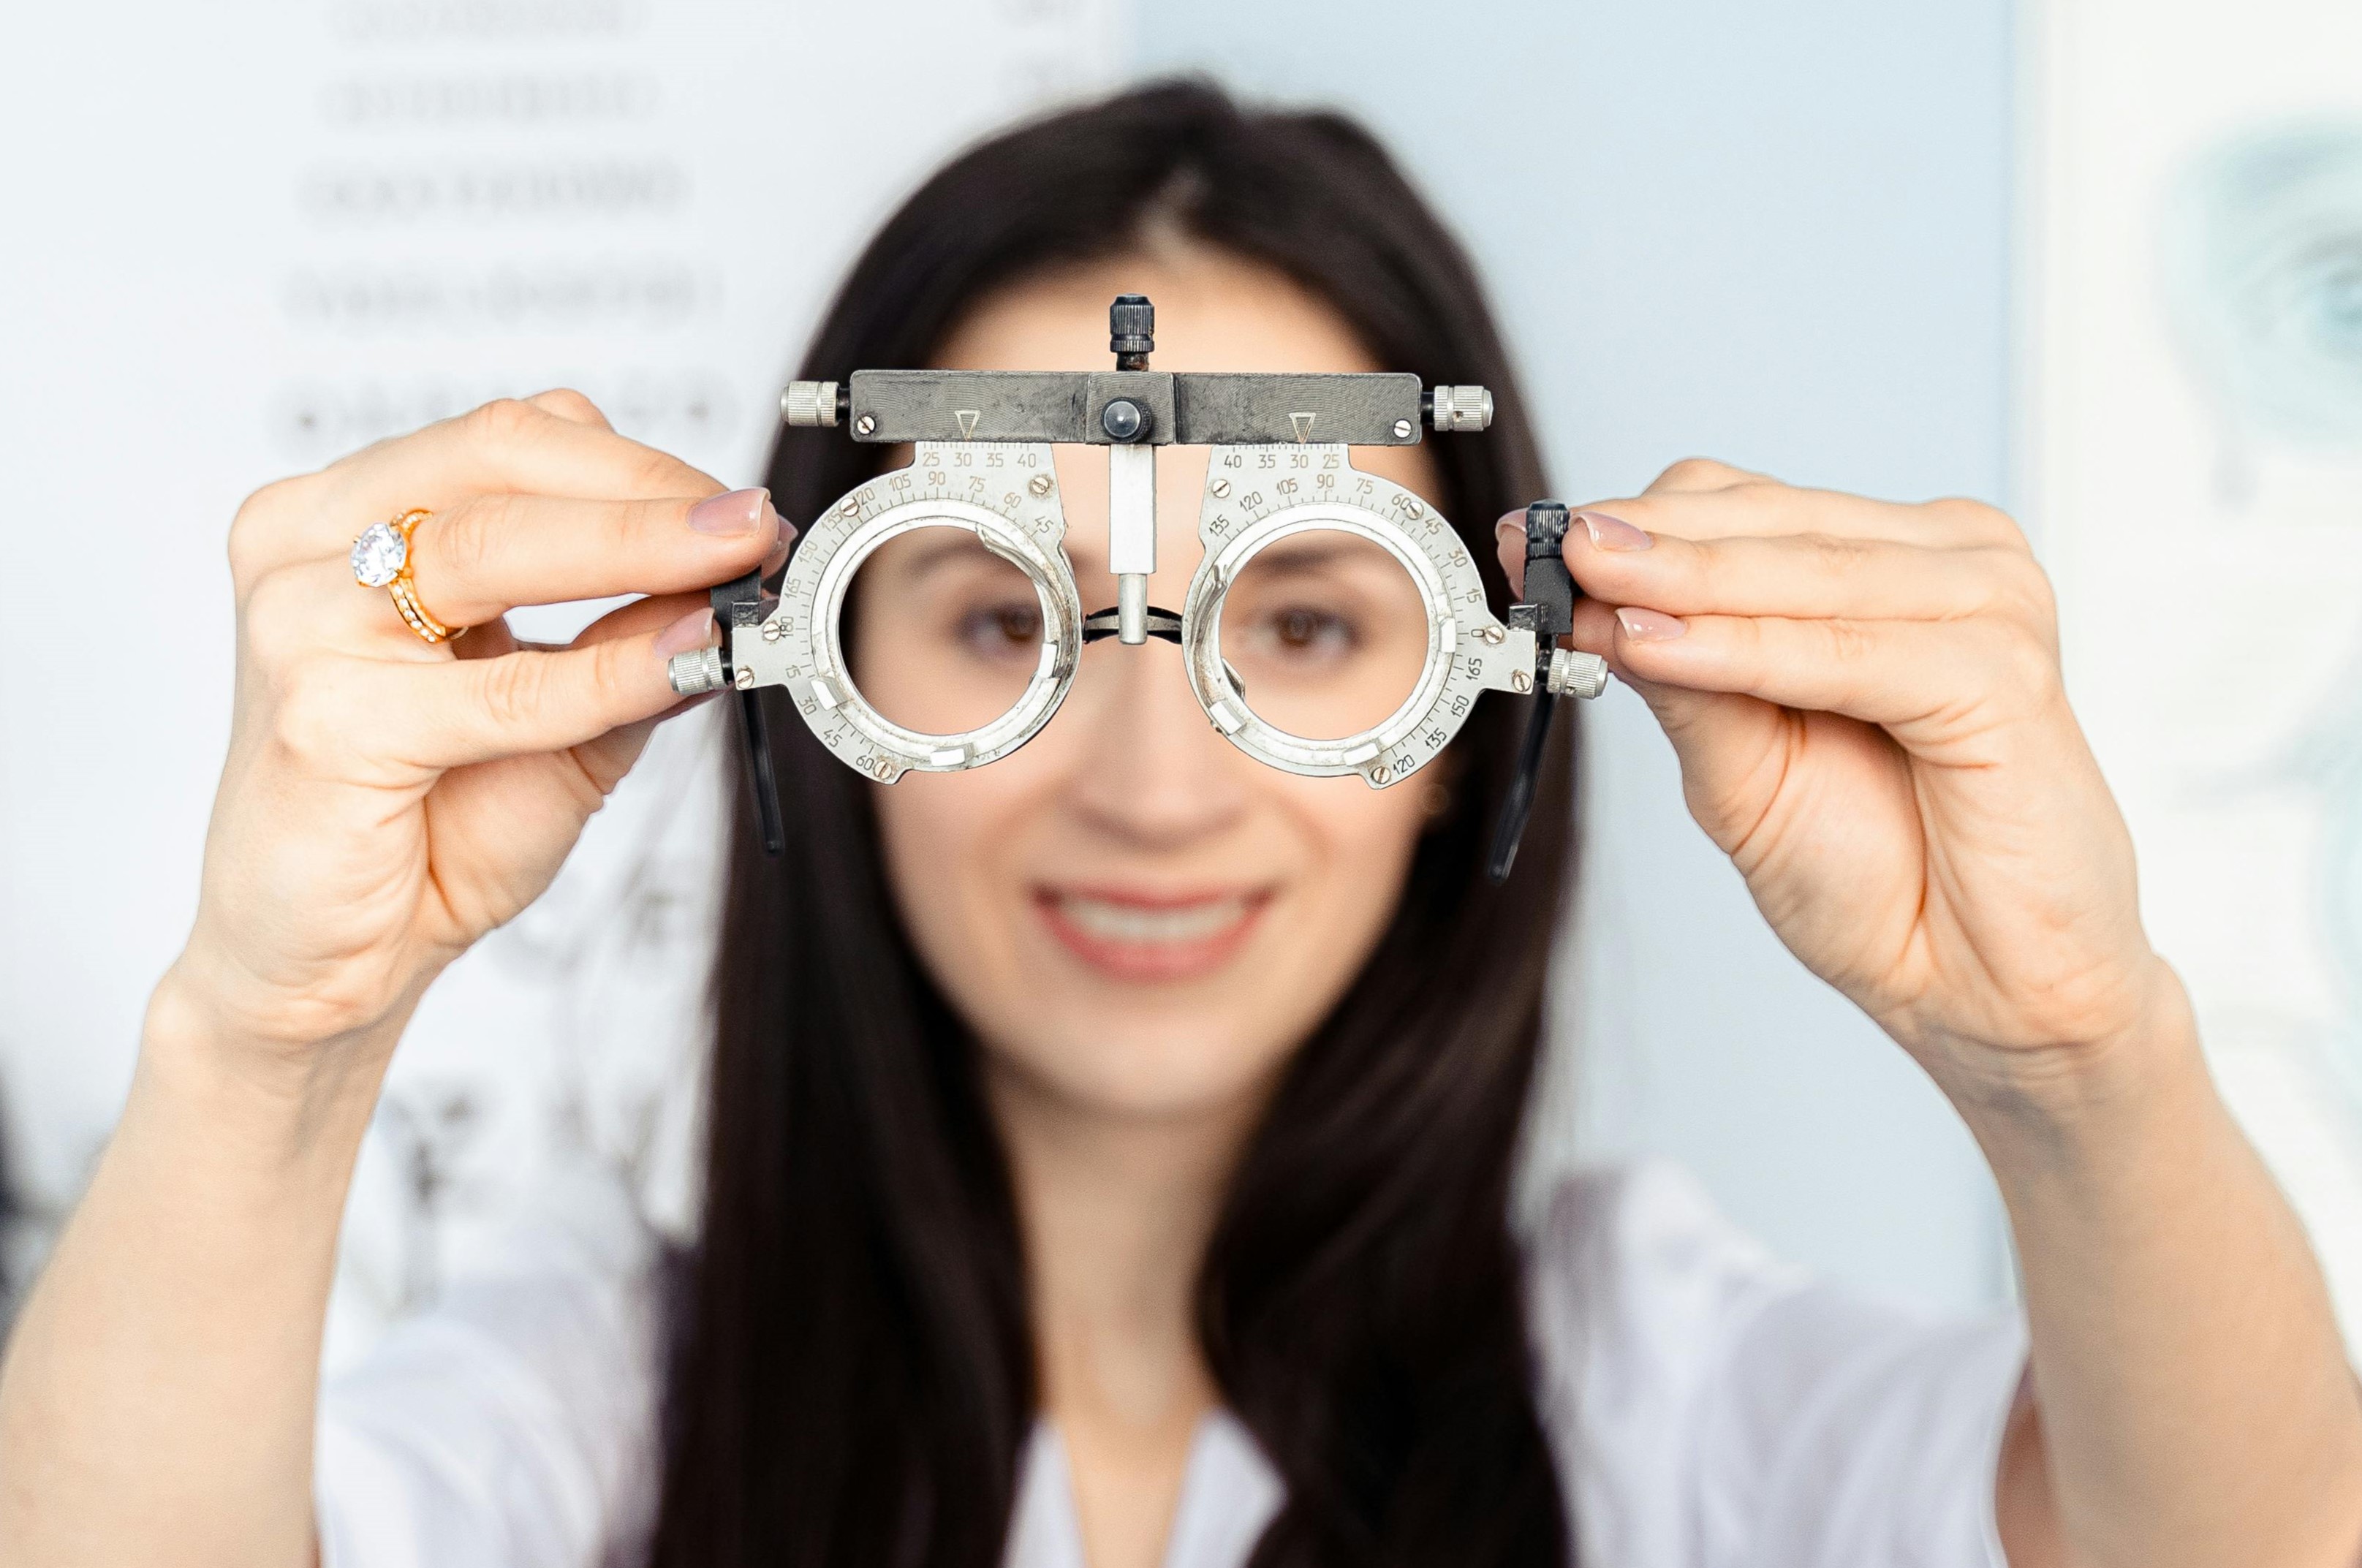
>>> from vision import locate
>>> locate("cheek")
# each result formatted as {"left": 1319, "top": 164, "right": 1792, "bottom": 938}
{"left": 1271, "top": 773, "right": 1434, "bottom": 943}
{"left": 871, "top": 768, "right": 1037, "bottom": 996}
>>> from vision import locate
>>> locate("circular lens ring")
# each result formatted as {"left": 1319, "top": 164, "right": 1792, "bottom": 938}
{"left": 1182, "top": 448, "right": 1524, "bottom": 789}
{"left": 748, "top": 446, "right": 1080, "bottom": 782}
{"left": 810, "top": 501, "right": 1080, "bottom": 776}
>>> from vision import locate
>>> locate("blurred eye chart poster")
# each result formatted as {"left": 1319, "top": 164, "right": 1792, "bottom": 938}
{"left": 2024, "top": 0, "right": 2362, "bottom": 1342}
{"left": 0, "top": 0, "right": 1121, "bottom": 1352}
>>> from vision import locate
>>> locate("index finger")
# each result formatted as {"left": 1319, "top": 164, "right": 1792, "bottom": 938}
{"left": 1582, "top": 484, "right": 2011, "bottom": 548}
{"left": 254, "top": 398, "right": 730, "bottom": 577}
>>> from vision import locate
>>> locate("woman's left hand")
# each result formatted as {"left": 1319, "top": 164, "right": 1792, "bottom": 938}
{"left": 1498, "top": 458, "right": 2179, "bottom": 1095}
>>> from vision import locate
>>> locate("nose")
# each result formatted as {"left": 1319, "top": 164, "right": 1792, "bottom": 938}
{"left": 1060, "top": 635, "right": 1251, "bottom": 852}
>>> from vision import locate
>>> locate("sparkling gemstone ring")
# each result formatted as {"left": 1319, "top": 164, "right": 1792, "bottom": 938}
{"left": 350, "top": 508, "right": 465, "bottom": 645}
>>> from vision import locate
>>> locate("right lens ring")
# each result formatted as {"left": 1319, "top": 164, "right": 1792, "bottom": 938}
{"left": 739, "top": 442, "right": 1080, "bottom": 781}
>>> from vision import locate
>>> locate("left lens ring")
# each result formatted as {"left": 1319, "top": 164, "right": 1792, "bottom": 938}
{"left": 1181, "top": 444, "right": 1532, "bottom": 788}
{"left": 739, "top": 444, "right": 1081, "bottom": 781}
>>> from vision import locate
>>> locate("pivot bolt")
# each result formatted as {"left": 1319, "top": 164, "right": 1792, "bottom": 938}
{"left": 1029, "top": 472, "right": 1055, "bottom": 496}
{"left": 855, "top": 414, "right": 877, "bottom": 437}
{"left": 1101, "top": 398, "right": 1146, "bottom": 442}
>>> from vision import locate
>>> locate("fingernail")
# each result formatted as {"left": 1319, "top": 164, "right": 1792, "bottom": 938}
{"left": 1579, "top": 511, "right": 1652, "bottom": 551}
{"left": 1616, "top": 607, "right": 1686, "bottom": 642}
{"left": 1496, "top": 509, "right": 1527, "bottom": 536}
{"left": 688, "top": 488, "right": 770, "bottom": 536}
{"left": 654, "top": 606, "right": 713, "bottom": 659}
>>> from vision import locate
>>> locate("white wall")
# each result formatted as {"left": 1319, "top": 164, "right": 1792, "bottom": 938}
{"left": 1137, "top": 2, "right": 2018, "bottom": 1309}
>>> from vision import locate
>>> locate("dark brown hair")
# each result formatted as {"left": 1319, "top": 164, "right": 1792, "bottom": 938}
{"left": 650, "top": 79, "right": 1578, "bottom": 1568}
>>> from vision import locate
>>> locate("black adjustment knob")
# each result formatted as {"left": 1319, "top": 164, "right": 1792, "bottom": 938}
{"left": 1521, "top": 500, "right": 1575, "bottom": 639}
{"left": 1110, "top": 294, "right": 1154, "bottom": 370}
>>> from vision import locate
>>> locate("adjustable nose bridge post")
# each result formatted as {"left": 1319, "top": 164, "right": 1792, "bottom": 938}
{"left": 1105, "top": 293, "right": 1158, "bottom": 645}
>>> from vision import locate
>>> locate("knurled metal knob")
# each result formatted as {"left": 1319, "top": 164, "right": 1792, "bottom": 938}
{"left": 1545, "top": 648, "right": 1610, "bottom": 700}
{"left": 781, "top": 380, "right": 840, "bottom": 428}
{"left": 667, "top": 645, "right": 727, "bottom": 697}
{"left": 1429, "top": 385, "right": 1494, "bottom": 433}
{"left": 1110, "top": 294, "right": 1154, "bottom": 368}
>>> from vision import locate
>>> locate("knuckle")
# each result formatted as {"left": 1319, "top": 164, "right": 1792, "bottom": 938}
{"left": 463, "top": 395, "right": 543, "bottom": 448}
{"left": 269, "top": 667, "right": 354, "bottom": 770}
{"left": 1988, "top": 548, "right": 2059, "bottom": 630}
{"left": 1801, "top": 531, "right": 1873, "bottom": 575}
{"left": 1651, "top": 456, "right": 1746, "bottom": 493}
{"left": 425, "top": 493, "right": 504, "bottom": 584}
{"left": 1977, "top": 620, "right": 2061, "bottom": 703}
{"left": 1822, "top": 617, "right": 1879, "bottom": 666}
{"left": 1926, "top": 496, "right": 2024, "bottom": 547}
{"left": 227, "top": 476, "right": 310, "bottom": 589}
{"left": 240, "top": 566, "right": 320, "bottom": 676}
{"left": 473, "top": 648, "right": 553, "bottom": 734}
{"left": 530, "top": 386, "right": 607, "bottom": 425}
{"left": 622, "top": 441, "right": 692, "bottom": 497}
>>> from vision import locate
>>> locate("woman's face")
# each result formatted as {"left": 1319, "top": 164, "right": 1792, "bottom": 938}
{"left": 855, "top": 249, "right": 1445, "bottom": 1124}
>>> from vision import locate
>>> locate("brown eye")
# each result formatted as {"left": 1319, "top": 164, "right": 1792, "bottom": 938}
{"left": 956, "top": 601, "right": 1041, "bottom": 659}
{"left": 1260, "top": 605, "right": 1355, "bottom": 659}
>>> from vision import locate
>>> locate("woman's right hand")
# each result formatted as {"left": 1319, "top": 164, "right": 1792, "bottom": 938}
{"left": 164, "top": 390, "right": 787, "bottom": 1066}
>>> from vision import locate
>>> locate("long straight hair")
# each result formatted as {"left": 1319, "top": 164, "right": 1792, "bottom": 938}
{"left": 650, "top": 80, "right": 1578, "bottom": 1568}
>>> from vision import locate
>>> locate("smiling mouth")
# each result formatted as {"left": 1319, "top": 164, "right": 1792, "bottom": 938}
{"left": 1034, "top": 887, "right": 1271, "bottom": 982}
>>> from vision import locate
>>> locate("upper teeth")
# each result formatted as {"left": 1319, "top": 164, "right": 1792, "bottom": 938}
{"left": 1056, "top": 895, "right": 1250, "bottom": 944}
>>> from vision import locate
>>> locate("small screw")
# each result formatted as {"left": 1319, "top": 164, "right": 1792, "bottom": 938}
{"left": 762, "top": 621, "right": 784, "bottom": 642}
{"left": 1477, "top": 625, "right": 1505, "bottom": 645}
{"left": 855, "top": 414, "right": 877, "bottom": 437}
{"left": 1392, "top": 418, "right": 1414, "bottom": 440}
{"left": 1029, "top": 472, "right": 1054, "bottom": 496}
{"left": 1372, "top": 763, "right": 1393, "bottom": 784}
{"left": 733, "top": 667, "right": 755, "bottom": 690}
{"left": 840, "top": 496, "right": 860, "bottom": 514}
{"left": 1510, "top": 670, "right": 1532, "bottom": 694}
{"left": 1210, "top": 478, "right": 1230, "bottom": 498}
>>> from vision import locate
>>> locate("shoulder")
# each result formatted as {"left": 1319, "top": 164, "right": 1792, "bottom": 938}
{"left": 1521, "top": 1159, "right": 2026, "bottom": 1568}
{"left": 1522, "top": 1159, "right": 1809, "bottom": 1490}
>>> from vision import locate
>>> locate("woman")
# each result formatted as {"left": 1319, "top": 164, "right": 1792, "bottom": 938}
{"left": 1, "top": 80, "right": 2356, "bottom": 1568}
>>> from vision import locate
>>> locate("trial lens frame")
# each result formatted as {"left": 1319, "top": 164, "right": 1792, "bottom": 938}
{"left": 669, "top": 296, "right": 1609, "bottom": 881}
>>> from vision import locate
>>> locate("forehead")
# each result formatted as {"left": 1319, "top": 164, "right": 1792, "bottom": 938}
{"left": 928, "top": 246, "right": 1447, "bottom": 550}
{"left": 934, "top": 246, "right": 1387, "bottom": 376}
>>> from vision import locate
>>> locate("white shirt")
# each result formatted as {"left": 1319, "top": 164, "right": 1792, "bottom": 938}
{"left": 315, "top": 1159, "right": 2028, "bottom": 1568}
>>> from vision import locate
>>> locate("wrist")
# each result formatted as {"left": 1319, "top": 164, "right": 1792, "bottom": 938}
{"left": 139, "top": 961, "right": 406, "bottom": 1164}
{"left": 1928, "top": 959, "right": 2214, "bottom": 1156}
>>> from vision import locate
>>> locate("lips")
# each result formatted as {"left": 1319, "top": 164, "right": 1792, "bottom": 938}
{"left": 1034, "top": 887, "right": 1270, "bottom": 983}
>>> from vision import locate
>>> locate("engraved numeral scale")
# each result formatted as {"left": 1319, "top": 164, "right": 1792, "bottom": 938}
{"left": 670, "top": 296, "right": 1609, "bottom": 880}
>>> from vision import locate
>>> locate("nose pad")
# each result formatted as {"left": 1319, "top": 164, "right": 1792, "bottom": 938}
{"left": 1080, "top": 602, "right": 1184, "bottom": 645}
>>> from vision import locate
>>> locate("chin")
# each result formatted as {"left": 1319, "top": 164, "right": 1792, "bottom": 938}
{"left": 984, "top": 1010, "right": 1287, "bottom": 1124}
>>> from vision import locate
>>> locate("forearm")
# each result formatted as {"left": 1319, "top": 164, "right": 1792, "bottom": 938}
{"left": 1957, "top": 973, "right": 2362, "bottom": 1568}
{"left": 0, "top": 975, "right": 397, "bottom": 1567}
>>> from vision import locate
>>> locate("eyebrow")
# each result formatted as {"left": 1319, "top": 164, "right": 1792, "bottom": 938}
{"left": 1245, "top": 539, "right": 1385, "bottom": 575}
{"left": 875, "top": 531, "right": 1015, "bottom": 586}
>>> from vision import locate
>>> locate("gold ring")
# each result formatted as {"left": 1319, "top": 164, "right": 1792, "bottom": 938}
{"left": 349, "top": 508, "right": 466, "bottom": 645}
